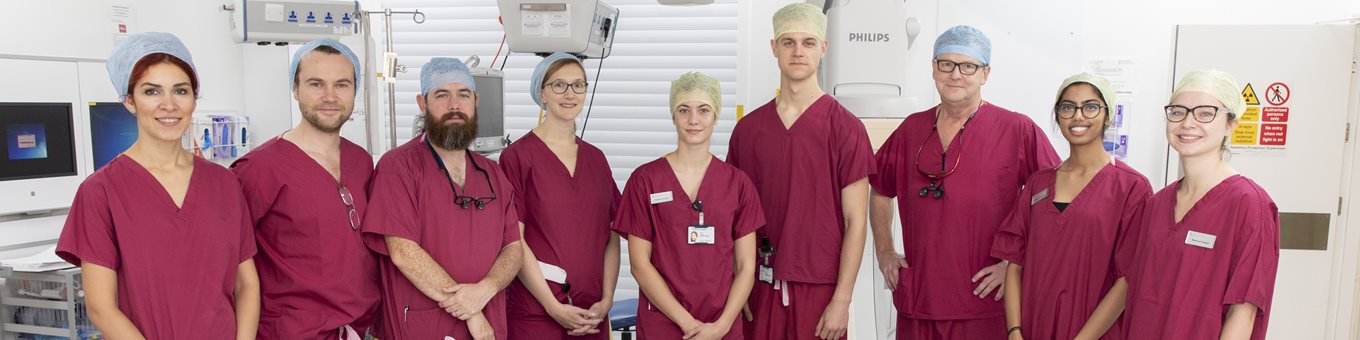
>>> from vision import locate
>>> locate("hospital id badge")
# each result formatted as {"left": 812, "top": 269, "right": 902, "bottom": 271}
{"left": 758, "top": 265, "right": 774, "bottom": 284}
{"left": 688, "top": 225, "right": 715, "bottom": 245}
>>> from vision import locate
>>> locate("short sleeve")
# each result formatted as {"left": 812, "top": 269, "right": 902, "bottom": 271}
{"left": 362, "top": 156, "right": 423, "bottom": 255}
{"left": 55, "top": 180, "right": 120, "bottom": 269}
{"left": 499, "top": 172, "right": 522, "bottom": 247}
{"left": 1022, "top": 120, "right": 1061, "bottom": 176}
{"left": 234, "top": 188, "right": 259, "bottom": 262}
{"left": 1114, "top": 201, "right": 1151, "bottom": 279}
{"left": 612, "top": 172, "right": 655, "bottom": 241}
{"left": 230, "top": 155, "right": 281, "bottom": 226}
{"left": 870, "top": 128, "right": 905, "bottom": 198}
{"left": 990, "top": 181, "right": 1035, "bottom": 265}
{"left": 1111, "top": 178, "right": 1153, "bottom": 278}
{"left": 832, "top": 108, "right": 877, "bottom": 188}
{"left": 732, "top": 174, "right": 766, "bottom": 239}
{"left": 1222, "top": 197, "right": 1280, "bottom": 313}
{"left": 497, "top": 147, "right": 529, "bottom": 224}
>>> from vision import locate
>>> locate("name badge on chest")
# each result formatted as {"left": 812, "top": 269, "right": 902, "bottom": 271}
{"left": 650, "top": 191, "right": 674, "bottom": 204}
{"left": 688, "top": 225, "right": 715, "bottom": 245}
{"left": 1185, "top": 230, "right": 1217, "bottom": 249}
{"left": 1031, "top": 188, "right": 1049, "bottom": 206}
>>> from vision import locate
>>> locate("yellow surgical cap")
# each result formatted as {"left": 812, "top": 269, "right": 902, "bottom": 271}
{"left": 1172, "top": 69, "right": 1246, "bottom": 117}
{"left": 1055, "top": 72, "right": 1118, "bottom": 127}
{"left": 670, "top": 71, "right": 721, "bottom": 116}
{"left": 772, "top": 3, "right": 826, "bottom": 41}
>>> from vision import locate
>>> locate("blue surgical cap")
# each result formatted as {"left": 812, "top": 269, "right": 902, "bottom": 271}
{"left": 933, "top": 25, "right": 991, "bottom": 66}
{"left": 107, "top": 32, "right": 197, "bottom": 100}
{"left": 530, "top": 52, "right": 584, "bottom": 109}
{"left": 289, "top": 38, "right": 362, "bottom": 90}
{"left": 420, "top": 57, "right": 477, "bottom": 96}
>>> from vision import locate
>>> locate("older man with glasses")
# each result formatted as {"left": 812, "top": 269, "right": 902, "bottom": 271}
{"left": 362, "top": 57, "right": 524, "bottom": 340}
{"left": 868, "top": 25, "right": 1060, "bottom": 339}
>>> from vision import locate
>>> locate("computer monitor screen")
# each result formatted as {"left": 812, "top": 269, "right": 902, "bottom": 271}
{"left": 89, "top": 102, "right": 138, "bottom": 170}
{"left": 0, "top": 103, "right": 76, "bottom": 181}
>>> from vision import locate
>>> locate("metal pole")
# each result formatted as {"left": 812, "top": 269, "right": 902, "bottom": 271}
{"left": 384, "top": 8, "right": 398, "bottom": 150}
{"left": 361, "top": 12, "right": 375, "bottom": 152}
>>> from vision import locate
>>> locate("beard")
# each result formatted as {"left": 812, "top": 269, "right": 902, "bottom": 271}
{"left": 300, "top": 106, "right": 351, "bottom": 134}
{"left": 425, "top": 108, "right": 478, "bottom": 150}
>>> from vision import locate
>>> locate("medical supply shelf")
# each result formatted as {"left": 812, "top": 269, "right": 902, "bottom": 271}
{"left": 0, "top": 267, "right": 100, "bottom": 340}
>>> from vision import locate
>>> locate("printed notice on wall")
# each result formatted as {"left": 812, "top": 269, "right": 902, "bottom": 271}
{"left": 111, "top": 2, "right": 137, "bottom": 45}
{"left": 1084, "top": 58, "right": 1137, "bottom": 160}
{"left": 1230, "top": 82, "right": 1290, "bottom": 153}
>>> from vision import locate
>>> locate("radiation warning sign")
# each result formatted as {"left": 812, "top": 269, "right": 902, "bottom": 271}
{"left": 1230, "top": 81, "right": 1289, "bottom": 153}
{"left": 1241, "top": 83, "right": 1260, "bottom": 106}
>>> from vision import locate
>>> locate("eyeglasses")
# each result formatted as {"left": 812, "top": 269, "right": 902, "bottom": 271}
{"left": 339, "top": 184, "right": 360, "bottom": 230}
{"left": 425, "top": 139, "right": 498, "bottom": 210}
{"left": 1055, "top": 102, "right": 1107, "bottom": 119}
{"left": 915, "top": 111, "right": 978, "bottom": 199}
{"left": 1164, "top": 105, "right": 1225, "bottom": 123}
{"left": 545, "top": 81, "right": 589, "bottom": 94}
{"left": 934, "top": 59, "right": 985, "bottom": 76}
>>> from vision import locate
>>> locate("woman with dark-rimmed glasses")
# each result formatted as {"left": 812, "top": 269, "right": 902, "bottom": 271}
{"left": 1117, "top": 69, "right": 1279, "bottom": 340}
{"left": 991, "top": 73, "right": 1152, "bottom": 340}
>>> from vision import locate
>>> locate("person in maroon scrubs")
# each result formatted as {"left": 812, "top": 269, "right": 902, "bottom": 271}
{"left": 56, "top": 32, "right": 261, "bottom": 339}
{"left": 726, "top": 4, "right": 875, "bottom": 340}
{"left": 869, "top": 25, "right": 1060, "bottom": 340}
{"left": 615, "top": 72, "right": 763, "bottom": 340}
{"left": 1118, "top": 69, "right": 1279, "bottom": 340}
{"left": 990, "top": 73, "right": 1152, "bottom": 340}
{"left": 362, "top": 57, "right": 523, "bottom": 340}
{"left": 501, "top": 52, "right": 621, "bottom": 339}
{"left": 230, "top": 39, "right": 378, "bottom": 339}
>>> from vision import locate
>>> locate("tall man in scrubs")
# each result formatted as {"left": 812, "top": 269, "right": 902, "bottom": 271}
{"left": 363, "top": 57, "right": 524, "bottom": 340}
{"left": 727, "top": 3, "right": 876, "bottom": 340}
{"left": 868, "top": 25, "right": 1060, "bottom": 339}
{"left": 231, "top": 39, "right": 378, "bottom": 339}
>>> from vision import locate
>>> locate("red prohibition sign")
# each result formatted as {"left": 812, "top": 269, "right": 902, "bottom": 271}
{"left": 1265, "top": 82, "right": 1290, "bottom": 106}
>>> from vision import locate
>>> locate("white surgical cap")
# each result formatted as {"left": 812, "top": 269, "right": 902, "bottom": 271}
{"left": 933, "top": 25, "right": 991, "bottom": 65}
{"left": 530, "top": 52, "right": 584, "bottom": 109}
{"left": 772, "top": 3, "right": 826, "bottom": 41}
{"left": 290, "top": 38, "right": 361, "bottom": 90}
{"left": 1056, "top": 72, "right": 1118, "bottom": 126}
{"left": 670, "top": 71, "right": 721, "bottom": 116}
{"left": 420, "top": 57, "right": 477, "bottom": 95}
{"left": 107, "top": 32, "right": 196, "bottom": 100}
{"left": 1171, "top": 69, "right": 1246, "bottom": 117}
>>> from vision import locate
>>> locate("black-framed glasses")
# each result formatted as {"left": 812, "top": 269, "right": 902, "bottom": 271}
{"left": 425, "top": 138, "right": 498, "bottom": 210}
{"left": 934, "top": 59, "right": 985, "bottom": 75}
{"left": 1164, "top": 105, "right": 1225, "bottom": 123}
{"left": 1055, "top": 102, "right": 1107, "bottom": 119}
{"left": 545, "top": 81, "right": 589, "bottom": 94}
{"left": 339, "top": 184, "right": 359, "bottom": 230}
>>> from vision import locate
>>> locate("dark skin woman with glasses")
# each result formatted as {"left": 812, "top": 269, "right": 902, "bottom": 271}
{"left": 500, "top": 52, "right": 622, "bottom": 339}
{"left": 1117, "top": 69, "right": 1279, "bottom": 340}
{"left": 991, "top": 73, "right": 1152, "bottom": 340}
{"left": 868, "top": 25, "right": 1059, "bottom": 339}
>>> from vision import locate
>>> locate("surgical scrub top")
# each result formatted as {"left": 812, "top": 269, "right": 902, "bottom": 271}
{"left": 870, "top": 102, "right": 1060, "bottom": 320}
{"left": 498, "top": 133, "right": 621, "bottom": 324}
{"left": 990, "top": 160, "right": 1151, "bottom": 339}
{"left": 362, "top": 134, "right": 521, "bottom": 340}
{"left": 230, "top": 136, "right": 380, "bottom": 339}
{"left": 726, "top": 94, "right": 875, "bottom": 284}
{"left": 56, "top": 155, "right": 256, "bottom": 339}
{"left": 1118, "top": 175, "right": 1279, "bottom": 340}
{"left": 613, "top": 156, "right": 765, "bottom": 339}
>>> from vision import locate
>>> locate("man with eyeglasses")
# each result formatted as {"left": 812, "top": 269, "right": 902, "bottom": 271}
{"left": 231, "top": 38, "right": 379, "bottom": 340}
{"left": 867, "top": 25, "right": 1059, "bottom": 339}
{"left": 363, "top": 57, "right": 524, "bottom": 340}
{"left": 727, "top": 3, "right": 876, "bottom": 340}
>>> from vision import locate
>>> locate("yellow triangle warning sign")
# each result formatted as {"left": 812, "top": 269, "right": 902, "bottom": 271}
{"left": 1241, "top": 83, "right": 1260, "bottom": 106}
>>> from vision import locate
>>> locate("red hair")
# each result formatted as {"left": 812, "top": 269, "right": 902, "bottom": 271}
{"left": 126, "top": 53, "right": 199, "bottom": 98}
